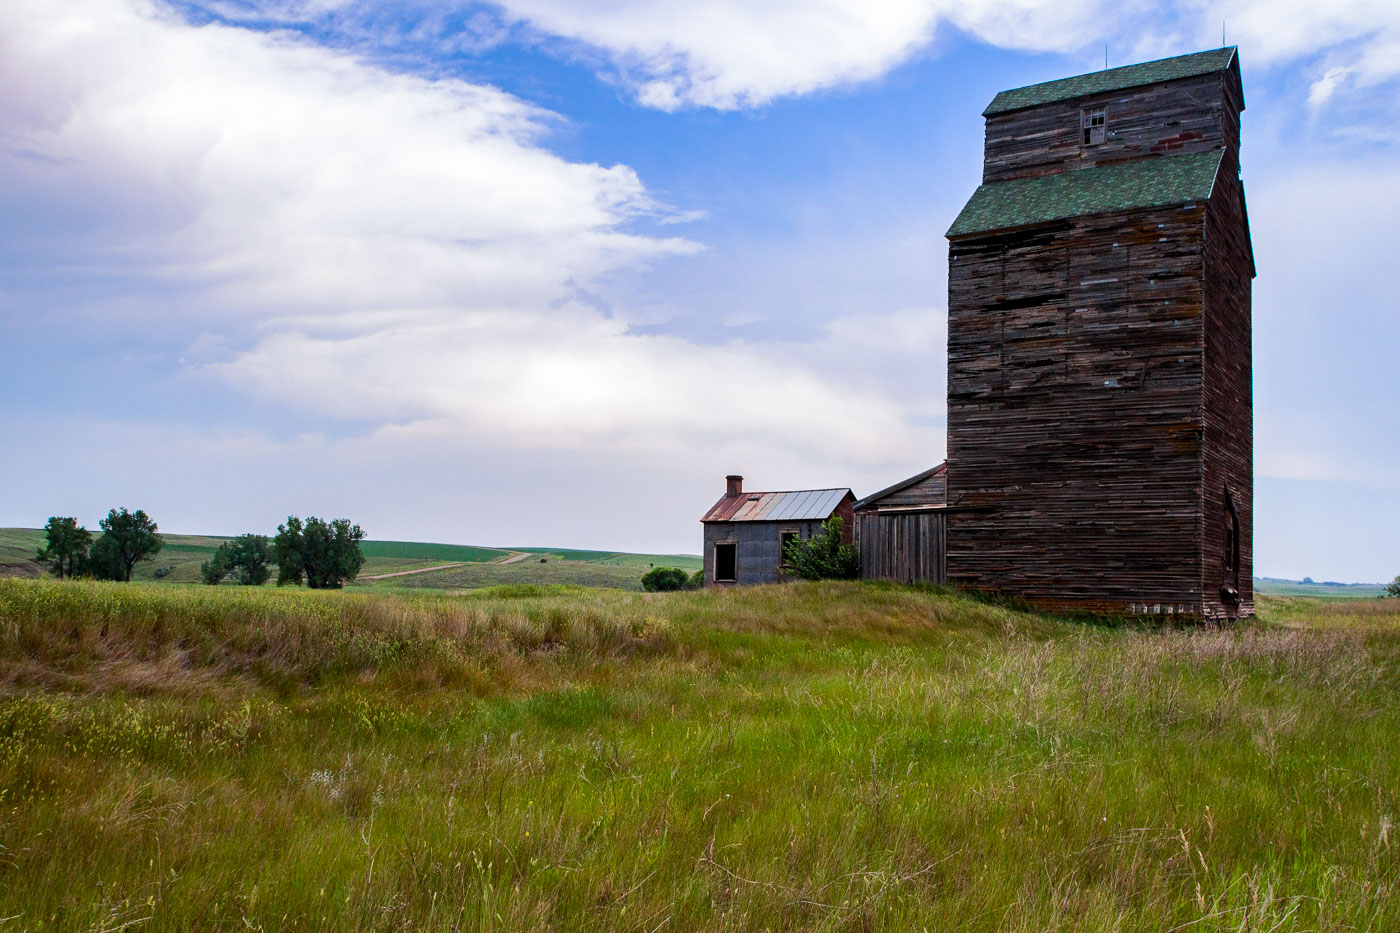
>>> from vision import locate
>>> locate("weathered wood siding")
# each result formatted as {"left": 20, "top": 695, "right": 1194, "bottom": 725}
{"left": 873, "top": 471, "right": 947, "bottom": 509}
{"left": 983, "top": 68, "right": 1243, "bottom": 184}
{"left": 1200, "top": 160, "right": 1254, "bottom": 618}
{"left": 858, "top": 511, "right": 946, "bottom": 584}
{"left": 945, "top": 54, "right": 1253, "bottom": 619}
{"left": 945, "top": 202, "right": 1210, "bottom": 614}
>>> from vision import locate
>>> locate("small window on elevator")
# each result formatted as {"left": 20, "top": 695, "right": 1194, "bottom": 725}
{"left": 715, "top": 543, "right": 737, "bottom": 582}
{"left": 1082, "top": 107, "right": 1106, "bottom": 145}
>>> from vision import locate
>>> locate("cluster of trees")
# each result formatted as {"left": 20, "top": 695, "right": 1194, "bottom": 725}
{"left": 35, "top": 511, "right": 365, "bottom": 589}
{"left": 1388, "top": 576, "right": 1400, "bottom": 598}
{"left": 35, "top": 509, "right": 164, "bottom": 582}
{"left": 272, "top": 517, "right": 365, "bottom": 589}
{"left": 199, "top": 518, "right": 365, "bottom": 588}
{"left": 200, "top": 534, "right": 273, "bottom": 585}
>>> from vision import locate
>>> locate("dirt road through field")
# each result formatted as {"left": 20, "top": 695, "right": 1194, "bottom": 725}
{"left": 358, "top": 563, "right": 467, "bottom": 580}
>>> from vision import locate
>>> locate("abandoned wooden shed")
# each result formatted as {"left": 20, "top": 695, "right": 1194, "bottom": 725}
{"left": 943, "top": 47, "right": 1254, "bottom": 619}
{"left": 700, "top": 475, "right": 854, "bottom": 586}
{"left": 853, "top": 463, "right": 947, "bottom": 585}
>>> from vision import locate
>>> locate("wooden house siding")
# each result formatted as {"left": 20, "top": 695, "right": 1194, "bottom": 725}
{"left": 983, "top": 69, "right": 1243, "bottom": 184}
{"left": 858, "top": 511, "right": 946, "bottom": 584}
{"left": 854, "top": 465, "right": 948, "bottom": 584}
{"left": 867, "top": 471, "right": 947, "bottom": 509}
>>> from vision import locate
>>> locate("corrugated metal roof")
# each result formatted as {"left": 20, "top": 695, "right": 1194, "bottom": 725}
{"left": 701, "top": 488, "right": 852, "bottom": 523}
{"left": 947, "top": 148, "right": 1223, "bottom": 238}
{"left": 983, "top": 47, "right": 1237, "bottom": 116}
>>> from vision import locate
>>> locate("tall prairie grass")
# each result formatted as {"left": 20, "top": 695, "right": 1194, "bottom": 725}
{"left": 0, "top": 579, "right": 1396, "bottom": 931}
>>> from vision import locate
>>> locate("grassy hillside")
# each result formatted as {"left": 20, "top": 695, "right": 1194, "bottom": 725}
{"left": 0, "top": 528, "right": 698, "bottom": 588}
{"left": 364, "top": 557, "right": 659, "bottom": 591}
{"left": 509, "top": 547, "right": 703, "bottom": 571}
{"left": 0, "top": 578, "right": 1395, "bottom": 930}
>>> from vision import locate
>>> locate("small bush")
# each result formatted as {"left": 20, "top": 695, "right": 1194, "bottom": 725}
{"left": 641, "top": 567, "right": 691, "bottom": 592}
{"left": 782, "top": 516, "right": 859, "bottom": 581}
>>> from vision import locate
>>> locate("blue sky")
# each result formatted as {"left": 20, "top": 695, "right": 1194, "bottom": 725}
{"left": 2, "top": 0, "right": 1398, "bottom": 581}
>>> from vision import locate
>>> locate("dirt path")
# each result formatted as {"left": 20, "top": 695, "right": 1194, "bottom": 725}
{"left": 358, "top": 563, "right": 468, "bottom": 580}
{"left": 497, "top": 552, "right": 533, "bottom": 565}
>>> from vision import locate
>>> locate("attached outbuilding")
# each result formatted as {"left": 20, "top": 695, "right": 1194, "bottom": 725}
{"left": 854, "top": 463, "right": 948, "bottom": 585}
{"left": 700, "top": 475, "right": 855, "bottom": 586}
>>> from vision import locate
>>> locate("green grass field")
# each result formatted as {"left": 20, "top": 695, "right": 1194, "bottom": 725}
{"left": 0, "top": 578, "right": 1395, "bottom": 931}
{"left": 1253, "top": 577, "right": 1390, "bottom": 598}
{"left": 0, "top": 529, "right": 700, "bottom": 590}
{"left": 365, "top": 558, "right": 661, "bottom": 592}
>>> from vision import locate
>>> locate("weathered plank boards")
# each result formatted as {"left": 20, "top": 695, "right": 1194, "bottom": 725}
{"left": 857, "top": 510, "right": 946, "bottom": 585}
{"left": 982, "top": 68, "right": 1244, "bottom": 184}
{"left": 945, "top": 55, "right": 1252, "bottom": 619}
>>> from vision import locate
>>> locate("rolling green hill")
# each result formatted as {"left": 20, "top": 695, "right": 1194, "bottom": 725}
{"left": 0, "top": 527, "right": 700, "bottom": 590}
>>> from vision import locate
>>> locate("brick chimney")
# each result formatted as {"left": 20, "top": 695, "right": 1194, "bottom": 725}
{"left": 725, "top": 474, "right": 743, "bottom": 497}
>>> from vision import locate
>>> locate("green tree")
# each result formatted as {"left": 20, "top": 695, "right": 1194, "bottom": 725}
{"left": 227, "top": 533, "right": 273, "bottom": 585}
{"left": 1387, "top": 576, "right": 1400, "bottom": 598}
{"left": 688, "top": 568, "right": 705, "bottom": 590}
{"left": 781, "top": 516, "right": 860, "bottom": 581}
{"left": 89, "top": 508, "right": 164, "bottom": 582}
{"left": 200, "top": 544, "right": 231, "bottom": 585}
{"left": 274, "top": 516, "right": 365, "bottom": 589}
{"left": 34, "top": 516, "right": 93, "bottom": 580}
{"left": 641, "top": 566, "right": 690, "bottom": 592}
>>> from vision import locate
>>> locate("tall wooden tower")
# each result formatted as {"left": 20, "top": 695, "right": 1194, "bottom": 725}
{"left": 944, "top": 48, "right": 1254, "bottom": 619}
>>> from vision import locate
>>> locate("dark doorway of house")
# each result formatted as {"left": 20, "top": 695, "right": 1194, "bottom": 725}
{"left": 715, "top": 543, "right": 737, "bottom": 582}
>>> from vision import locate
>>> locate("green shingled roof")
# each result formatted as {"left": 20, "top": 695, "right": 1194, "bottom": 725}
{"left": 983, "top": 47, "right": 1237, "bottom": 116}
{"left": 946, "top": 149, "right": 1224, "bottom": 238}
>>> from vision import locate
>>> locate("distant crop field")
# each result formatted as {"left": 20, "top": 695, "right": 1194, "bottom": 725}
{"left": 1253, "top": 577, "right": 1389, "bottom": 598}
{"left": 365, "top": 557, "right": 653, "bottom": 591}
{"left": 509, "top": 547, "right": 702, "bottom": 571}
{"left": 358, "top": 540, "right": 509, "bottom": 563}
{"left": 0, "top": 578, "right": 1395, "bottom": 931}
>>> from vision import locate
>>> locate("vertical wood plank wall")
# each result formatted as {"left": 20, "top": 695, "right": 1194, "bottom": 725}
{"left": 858, "top": 511, "right": 946, "bottom": 585}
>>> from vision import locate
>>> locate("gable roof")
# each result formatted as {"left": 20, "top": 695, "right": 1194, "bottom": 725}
{"left": 853, "top": 463, "right": 946, "bottom": 510}
{"left": 983, "top": 47, "right": 1238, "bottom": 116}
{"left": 947, "top": 148, "right": 1224, "bottom": 239}
{"left": 701, "top": 488, "right": 852, "bottom": 523}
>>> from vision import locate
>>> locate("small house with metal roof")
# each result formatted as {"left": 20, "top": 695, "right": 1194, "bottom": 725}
{"left": 700, "top": 475, "right": 855, "bottom": 586}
